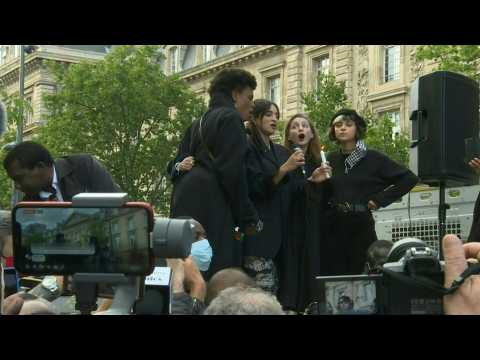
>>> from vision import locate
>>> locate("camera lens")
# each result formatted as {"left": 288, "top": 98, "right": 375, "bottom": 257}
{"left": 387, "top": 237, "right": 426, "bottom": 262}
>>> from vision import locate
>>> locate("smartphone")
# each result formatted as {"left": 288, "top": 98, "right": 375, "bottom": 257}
{"left": 12, "top": 203, "right": 155, "bottom": 276}
{"left": 3, "top": 267, "right": 19, "bottom": 297}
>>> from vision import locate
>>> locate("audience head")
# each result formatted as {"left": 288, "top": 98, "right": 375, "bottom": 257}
{"left": 208, "top": 68, "right": 257, "bottom": 121}
{"left": 247, "top": 99, "right": 280, "bottom": 148}
{"left": 328, "top": 109, "right": 367, "bottom": 143}
{"left": 284, "top": 113, "right": 321, "bottom": 163}
{"left": 3, "top": 141, "right": 54, "bottom": 196}
{"left": 206, "top": 267, "right": 256, "bottom": 305}
{"left": 364, "top": 240, "right": 394, "bottom": 274}
{"left": 203, "top": 286, "right": 284, "bottom": 315}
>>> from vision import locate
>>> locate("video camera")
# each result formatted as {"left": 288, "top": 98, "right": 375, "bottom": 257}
{"left": 310, "top": 238, "right": 447, "bottom": 315}
{"left": 11, "top": 193, "right": 196, "bottom": 315}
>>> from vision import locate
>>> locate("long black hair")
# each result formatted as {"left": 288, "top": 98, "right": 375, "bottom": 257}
{"left": 247, "top": 99, "right": 280, "bottom": 151}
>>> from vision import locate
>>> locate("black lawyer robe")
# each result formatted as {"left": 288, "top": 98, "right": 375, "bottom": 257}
{"left": 277, "top": 157, "right": 327, "bottom": 312}
{"left": 243, "top": 140, "right": 290, "bottom": 259}
{"left": 170, "top": 93, "right": 259, "bottom": 279}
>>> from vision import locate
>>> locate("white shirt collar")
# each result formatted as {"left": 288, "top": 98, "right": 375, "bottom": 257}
{"left": 38, "top": 166, "right": 63, "bottom": 201}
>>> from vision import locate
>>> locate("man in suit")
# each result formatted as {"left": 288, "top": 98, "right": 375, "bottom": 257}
{"left": 3, "top": 141, "right": 120, "bottom": 202}
{"left": 2, "top": 141, "right": 120, "bottom": 306}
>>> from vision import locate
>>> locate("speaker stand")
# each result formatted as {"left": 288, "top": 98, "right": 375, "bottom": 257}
{"left": 438, "top": 181, "right": 450, "bottom": 260}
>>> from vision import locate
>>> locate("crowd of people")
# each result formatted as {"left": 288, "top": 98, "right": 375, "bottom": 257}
{"left": 2, "top": 67, "right": 480, "bottom": 315}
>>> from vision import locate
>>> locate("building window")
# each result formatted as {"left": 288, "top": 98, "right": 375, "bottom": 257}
{"left": 266, "top": 75, "right": 281, "bottom": 106}
{"left": 384, "top": 45, "right": 400, "bottom": 82}
{"left": 203, "top": 45, "right": 215, "bottom": 62}
{"left": 312, "top": 54, "right": 330, "bottom": 89}
{"left": 182, "top": 45, "right": 196, "bottom": 70}
{"left": 383, "top": 110, "right": 401, "bottom": 138}
{"left": 0, "top": 45, "right": 20, "bottom": 65}
{"left": 0, "top": 46, "right": 7, "bottom": 65}
{"left": 170, "top": 47, "right": 178, "bottom": 74}
{"left": 24, "top": 95, "right": 33, "bottom": 126}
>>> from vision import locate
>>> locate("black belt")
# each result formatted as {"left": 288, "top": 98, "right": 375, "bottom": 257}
{"left": 330, "top": 202, "right": 369, "bottom": 213}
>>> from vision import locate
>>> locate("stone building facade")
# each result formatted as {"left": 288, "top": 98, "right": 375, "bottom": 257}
{"left": 165, "top": 45, "right": 437, "bottom": 136}
{"left": 1, "top": 45, "right": 437, "bottom": 138}
{"left": 0, "top": 45, "right": 111, "bottom": 136}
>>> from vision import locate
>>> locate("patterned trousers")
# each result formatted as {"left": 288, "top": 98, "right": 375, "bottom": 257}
{"left": 243, "top": 256, "right": 279, "bottom": 295}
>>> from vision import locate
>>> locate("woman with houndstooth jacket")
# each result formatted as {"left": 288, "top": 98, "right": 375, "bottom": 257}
{"left": 309, "top": 109, "right": 418, "bottom": 276}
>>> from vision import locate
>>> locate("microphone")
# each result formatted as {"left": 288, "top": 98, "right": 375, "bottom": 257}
{"left": 293, "top": 145, "right": 306, "bottom": 176}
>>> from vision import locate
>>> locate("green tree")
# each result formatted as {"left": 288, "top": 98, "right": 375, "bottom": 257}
{"left": 363, "top": 111, "right": 410, "bottom": 167}
{"left": 302, "top": 73, "right": 410, "bottom": 166}
{"left": 416, "top": 45, "right": 480, "bottom": 80}
{"left": 302, "top": 72, "right": 349, "bottom": 149}
{"left": 36, "top": 45, "right": 206, "bottom": 214}
{"left": 0, "top": 94, "right": 33, "bottom": 209}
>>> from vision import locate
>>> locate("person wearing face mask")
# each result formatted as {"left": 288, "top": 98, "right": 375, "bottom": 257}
{"left": 309, "top": 109, "right": 418, "bottom": 276}
{"left": 188, "top": 218, "right": 213, "bottom": 275}
{"left": 170, "top": 68, "right": 262, "bottom": 280}
{"left": 277, "top": 113, "right": 328, "bottom": 312}
{"left": 243, "top": 100, "right": 304, "bottom": 295}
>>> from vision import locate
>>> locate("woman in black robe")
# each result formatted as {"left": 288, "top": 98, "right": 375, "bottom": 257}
{"left": 277, "top": 113, "right": 328, "bottom": 313}
{"left": 170, "top": 69, "right": 261, "bottom": 279}
{"left": 243, "top": 100, "right": 305, "bottom": 294}
{"left": 166, "top": 125, "right": 195, "bottom": 218}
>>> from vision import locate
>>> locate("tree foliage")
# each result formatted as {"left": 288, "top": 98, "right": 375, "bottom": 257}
{"left": 0, "top": 94, "right": 33, "bottom": 209}
{"left": 302, "top": 72, "right": 410, "bottom": 166}
{"left": 35, "top": 45, "right": 206, "bottom": 214}
{"left": 416, "top": 45, "right": 480, "bottom": 80}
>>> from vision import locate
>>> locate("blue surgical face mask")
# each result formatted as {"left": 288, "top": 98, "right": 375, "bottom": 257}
{"left": 190, "top": 239, "right": 212, "bottom": 272}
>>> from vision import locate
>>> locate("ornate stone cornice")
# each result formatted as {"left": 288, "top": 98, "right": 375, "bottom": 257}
{"left": 180, "top": 45, "right": 284, "bottom": 82}
{"left": 367, "top": 85, "right": 409, "bottom": 102}
{"left": 0, "top": 56, "right": 44, "bottom": 88}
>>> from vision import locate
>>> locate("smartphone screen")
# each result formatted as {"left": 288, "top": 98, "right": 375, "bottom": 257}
{"left": 13, "top": 206, "right": 153, "bottom": 276}
{"left": 3, "top": 267, "right": 19, "bottom": 297}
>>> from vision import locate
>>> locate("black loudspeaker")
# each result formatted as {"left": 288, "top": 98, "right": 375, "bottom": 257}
{"left": 410, "top": 71, "right": 480, "bottom": 186}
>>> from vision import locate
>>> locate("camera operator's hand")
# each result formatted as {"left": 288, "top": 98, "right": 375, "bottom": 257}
{"left": 469, "top": 157, "right": 480, "bottom": 175}
{"left": 443, "top": 234, "right": 480, "bottom": 315}
{"left": 367, "top": 200, "right": 378, "bottom": 211}
{"left": 2, "top": 292, "right": 55, "bottom": 315}
{"left": 0, "top": 210, "right": 12, "bottom": 258}
{"left": 166, "top": 258, "right": 186, "bottom": 294}
{"left": 183, "top": 256, "right": 206, "bottom": 302}
{"left": 2, "top": 293, "right": 24, "bottom": 315}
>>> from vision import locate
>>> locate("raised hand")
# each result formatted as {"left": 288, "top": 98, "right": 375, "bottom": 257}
{"left": 307, "top": 163, "right": 332, "bottom": 183}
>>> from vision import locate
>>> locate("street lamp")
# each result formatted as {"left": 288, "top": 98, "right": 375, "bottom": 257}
{"left": 16, "top": 45, "right": 36, "bottom": 144}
